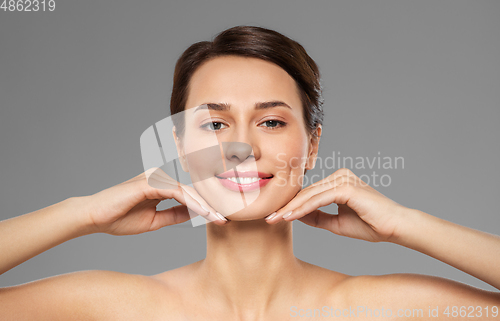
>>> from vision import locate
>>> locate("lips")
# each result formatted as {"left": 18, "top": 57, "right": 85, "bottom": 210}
{"left": 215, "top": 170, "right": 273, "bottom": 192}
{"left": 216, "top": 170, "right": 273, "bottom": 179}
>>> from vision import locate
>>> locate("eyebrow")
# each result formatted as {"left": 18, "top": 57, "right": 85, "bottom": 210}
{"left": 194, "top": 101, "right": 292, "bottom": 112}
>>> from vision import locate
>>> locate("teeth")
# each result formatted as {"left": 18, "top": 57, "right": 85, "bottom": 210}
{"left": 226, "top": 177, "right": 261, "bottom": 184}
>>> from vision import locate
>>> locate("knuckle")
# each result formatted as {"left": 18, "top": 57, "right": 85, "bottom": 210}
{"left": 310, "top": 194, "right": 323, "bottom": 208}
{"left": 332, "top": 176, "right": 346, "bottom": 189}
{"left": 342, "top": 183, "right": 356, "bottom": 194}
{"left": 337, "top": 168, "right": 352, "bottom": 176}
{"left": 336, "top": 175, "right": 350, "bottom": 185}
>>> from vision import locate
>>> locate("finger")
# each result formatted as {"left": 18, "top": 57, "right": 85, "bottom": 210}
{"left": 149, "top": 204, "right": 192, "bottom": 230}
{"left": 144, "top": 169, "right": 227, "bottom": 225}
{"left": 299, "top": 208, "right": 364, "bottom": 237}
{"left": 153, "top": 185, "right": 216, "bottom": 224}
{"left": 299, "top": 208, "right": 379, "bottom": 242}
{"left": 265, "top": 175, "right": 354, "bottom": 224}
{"left": 297, "top": 209, "right": 340, "bottom": 233}
{"left": 306, "top": 168, "right": 357, "bottom": 187}
{"left": 180, "top": 185, "right": 228, "bottom": 225}
{"left": 331, "top": 168, "right": 359, "bottom": 182}
{"left": 145, "top": 167, "right": 182, "bottom": 190}
{"left": 282, "top": 185, "right": 354, "bottom": 222}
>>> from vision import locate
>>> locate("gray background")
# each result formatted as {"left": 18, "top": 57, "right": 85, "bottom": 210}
{"left": 1, "top": 0, "right": 499, "bottom": 292}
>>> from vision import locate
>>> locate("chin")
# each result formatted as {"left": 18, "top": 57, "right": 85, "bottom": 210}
{"left": 222, "top": 207, "right": 270, "bottom": 221}
{"left": 192, "top": 175, "right": 301, "bottom": 221}
{"left": 212, "top": 190, "right": 295, "bottom": 221}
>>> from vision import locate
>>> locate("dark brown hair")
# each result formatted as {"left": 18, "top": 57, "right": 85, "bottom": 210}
{"left": 170, "top": 25, "right": 324, "bottom": 138}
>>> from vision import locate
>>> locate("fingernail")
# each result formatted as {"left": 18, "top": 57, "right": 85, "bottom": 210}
{"left": 265, "top": 212, "right": 277, "bottom": 220}
{"left": 215, "top": 212, "right": 227, "bottom": 222}
{"left": 282, "top": 211, "right": 293, "bottom": 219}
{"left": 200, "top": 204, "right": 210, "bottom": 213}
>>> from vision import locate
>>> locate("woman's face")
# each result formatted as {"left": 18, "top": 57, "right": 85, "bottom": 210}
{"left": 176, "top": 56, "right": 320, "bottom": 221}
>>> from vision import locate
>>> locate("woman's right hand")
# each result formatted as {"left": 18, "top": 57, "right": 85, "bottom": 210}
{"left": 81, "top": 167, "right": 227, "bottom": 235}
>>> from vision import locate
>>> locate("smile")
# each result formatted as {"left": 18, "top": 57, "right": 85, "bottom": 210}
{"left": 215, "top": 171, "right": 273, "bottom": 192}
{"left": 225, "top": 177, "right": 261, "bottom": 184}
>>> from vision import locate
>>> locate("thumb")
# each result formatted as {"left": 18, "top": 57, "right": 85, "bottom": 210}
{"left": 149, "top": 204, "right": 192, "bottom": 230}
{"left": 298, "top": 209, "right": 342, "bottom": 235}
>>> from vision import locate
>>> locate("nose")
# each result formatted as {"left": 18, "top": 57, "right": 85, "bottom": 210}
{"left": 223, "top": 141, "right": 253, "bottom": 163}
{"left": 220, "top": 122, "right": 260, "bottom": 167}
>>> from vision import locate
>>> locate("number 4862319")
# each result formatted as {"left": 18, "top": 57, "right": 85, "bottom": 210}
{"left": 1, "top": 0, "right": 55, "bottom": 12}
{"left": 443, "top": 306, "right": 498, "bottom": 318}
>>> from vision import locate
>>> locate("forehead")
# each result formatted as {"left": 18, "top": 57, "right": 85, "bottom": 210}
{"left": 185, "top": 56, "right": 302, "bottom": 111}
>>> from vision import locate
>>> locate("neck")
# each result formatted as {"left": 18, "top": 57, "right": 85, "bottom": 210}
{"left": 197, "top": 219, "right": 304, "bottom": 317}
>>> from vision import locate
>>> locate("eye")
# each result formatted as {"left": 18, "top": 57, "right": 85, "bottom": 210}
{"left": 200, "top": 121, "right": 227, "bottom": 131}
{"left": 260, "top": 119, "right": 287, "bottom": 129}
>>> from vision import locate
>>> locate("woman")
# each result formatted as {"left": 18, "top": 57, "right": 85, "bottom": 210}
{"left": 1, "top": 25, "right": 499, "bottom": 320}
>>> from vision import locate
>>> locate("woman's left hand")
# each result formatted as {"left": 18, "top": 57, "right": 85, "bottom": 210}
{"left": 265, "top": 168, "right": 409, "bottom": 243}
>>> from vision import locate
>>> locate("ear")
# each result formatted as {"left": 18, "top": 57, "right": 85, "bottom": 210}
{"left": 305, "top": 125, "right": 322, "bottom": 171}
{"left": 172, "top": 126, "right": 189, "bottom": 172}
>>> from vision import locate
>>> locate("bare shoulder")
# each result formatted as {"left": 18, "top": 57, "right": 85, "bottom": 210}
{"left": 336, "top": 273, "right": 500, "bottom": 320}
{"left": 295, "top": 260, "right": 353, "bottom": 306}
{"left": 299, "top": 260, "right": 352, "bottom": 292}
{"left": 0, "top": 270, "right": 170, "bottom": 321}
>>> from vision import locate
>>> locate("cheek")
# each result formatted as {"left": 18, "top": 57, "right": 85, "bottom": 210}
{"left": 266, "top": 133, "right": 309, "bottom": 190}
{"left": 271, "top": 133, "right": 308, "bottom": 170}
{"left": 182, "top": 132, "right": 224, "bottom": 181}
{"left": 184, "top": 145, "right": 222, "bottom": 179}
